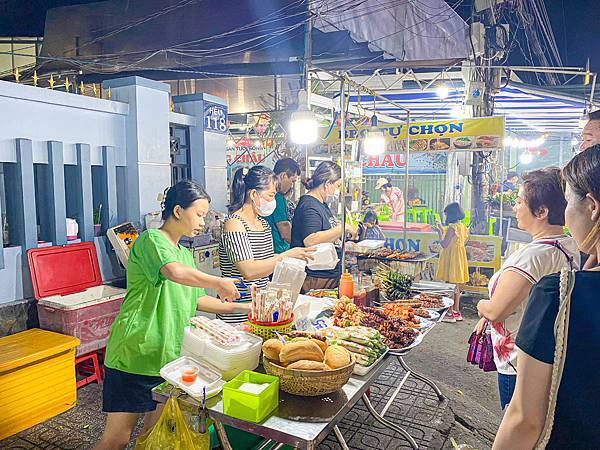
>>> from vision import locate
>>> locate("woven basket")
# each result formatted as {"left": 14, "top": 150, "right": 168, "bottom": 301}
{"left": 263, "top": 356, "right": 355, "bottom": 396}
{"left": 248, "top": 315, "right": 294, "bottom": 341}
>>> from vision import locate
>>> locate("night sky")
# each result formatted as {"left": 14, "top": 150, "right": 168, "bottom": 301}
{"left": 1, "top": 0, "right": 598, "bottom": 74}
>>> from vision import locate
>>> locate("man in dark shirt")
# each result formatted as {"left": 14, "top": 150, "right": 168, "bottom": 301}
{"left": 265, "top": 158, "right": 300, "bottom": 253}
{"left": 501, "top": 171, "right": 519, "bottom": 192}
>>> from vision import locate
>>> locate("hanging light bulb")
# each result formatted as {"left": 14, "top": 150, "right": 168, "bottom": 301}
{"left": 363, "top": 115, "right": 386, "bottom": 156}
{"left": 436, "top": 83, "right": 450, "bottom": 99}
{"left": 289, "top": 89, "right": 318, "bottom": 144}
{"left": 519, "top": 152, "right": 534, "bottom": 165}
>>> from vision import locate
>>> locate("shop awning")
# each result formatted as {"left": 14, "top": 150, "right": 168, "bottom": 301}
{"left": 347, "top": 83, "right": 588, "bottom": 133}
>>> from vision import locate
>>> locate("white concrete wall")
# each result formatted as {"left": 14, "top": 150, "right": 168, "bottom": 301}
{"left": 0, "top": 80, "right": 128, "bottom": 166}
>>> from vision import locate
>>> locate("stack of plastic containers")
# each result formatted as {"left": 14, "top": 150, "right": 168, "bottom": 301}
{"left": 181, "top": 319, "right": 262, "bottom": 380}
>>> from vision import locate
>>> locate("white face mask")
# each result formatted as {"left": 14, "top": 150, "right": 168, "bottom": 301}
{"left": 255, "top": 195, "right": 277, "bottom": 217}
{"left": 325, "top": 186, "right": 340, "bottom": 204}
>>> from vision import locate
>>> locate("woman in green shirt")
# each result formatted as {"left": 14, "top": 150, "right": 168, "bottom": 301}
{"left": 95, "top": 180, "right": 247, "bottom": 450}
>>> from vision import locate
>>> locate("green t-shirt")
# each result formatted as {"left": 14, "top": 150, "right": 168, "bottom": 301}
{"left": 265, "top": 192, "right": 290, "bottom": 254}
{"left": 104, "top": 229, "right": 205, "bottom": 376}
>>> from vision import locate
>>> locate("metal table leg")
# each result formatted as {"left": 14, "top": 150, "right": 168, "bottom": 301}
{"left": 333, "top": 425, "right": 350, "bottom": 450}
{"left": 256, "top": 439, "right": 276, "bottom": 450}
{"left": 397, "top": 356, "right": 445, "bottom": 401}
{"left": 362, "top": 394, "right": 419, "bottom": 450}
{"left": 213, "top": 420, "right": 233, "bottom": 450}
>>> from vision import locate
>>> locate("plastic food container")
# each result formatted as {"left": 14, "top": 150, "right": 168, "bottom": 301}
{"left": 27, "top": 243, "right": 126, "bottom": 356}
{"left": 181, "top": 328, "right": 262, "bottom": 380}
{"left": 160, "top": 356, "right": 224, "bottom": 399}
{"left": 222, "top": 370, "right": 279, "bottom": 423}
{"left": 307, "top": 243, "right": 339, "bottom": 271}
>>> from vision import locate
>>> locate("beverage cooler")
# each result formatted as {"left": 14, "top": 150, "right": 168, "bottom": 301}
{"left": 27, "top": 243, "right": 127, "bottom": 356}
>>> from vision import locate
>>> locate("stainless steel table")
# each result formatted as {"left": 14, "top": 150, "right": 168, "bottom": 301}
{"left": 153, "top": 282, "right": 453, "bottom": 449}
{"left": 153, "top": 356, "right": 392, "bottom": 450}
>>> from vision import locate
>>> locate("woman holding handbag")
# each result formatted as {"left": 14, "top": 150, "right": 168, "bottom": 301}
{"left": 493, "top": 144, "right": 600, "bottom": 449}
{"left": 473, "top": 168, "right": 579, "bottom": 410}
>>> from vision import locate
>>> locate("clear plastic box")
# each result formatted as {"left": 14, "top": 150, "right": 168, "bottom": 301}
{"left": 181, "top": 327, "right": 262, "bottom": 380}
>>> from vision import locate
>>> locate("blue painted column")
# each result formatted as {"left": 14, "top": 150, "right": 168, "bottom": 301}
{"left": 47, "top": 141, "right": 67, "bottom": 245}
{"left": 173, "top": 93, "right": 228, "bottom": 212}
{"left": 103, "top": 76, "right": 171, "bottom": 226}
{"left": 74, "top": 143, "right": 94, "bottom": 242}
{"left": 101, "top": 146, "right": 118, "bottom": 232}
{"left": 5, "top": 139, "right": 37, "bottom": 261}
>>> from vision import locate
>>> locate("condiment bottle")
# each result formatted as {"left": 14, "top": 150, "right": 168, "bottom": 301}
{"left": 339, "top": 272, "right": 354, "bottom": 299}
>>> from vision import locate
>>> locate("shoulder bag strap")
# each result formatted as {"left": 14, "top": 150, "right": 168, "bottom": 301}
{"left": 537, "top": 240, "right": 574, "bottom": 269}
{"left": 534, "top": 268, "right": 575, "bottom": 449}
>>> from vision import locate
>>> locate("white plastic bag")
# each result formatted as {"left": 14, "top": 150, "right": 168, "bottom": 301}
{"left": 306, "top": 243, "right": 339, "bottom": 271}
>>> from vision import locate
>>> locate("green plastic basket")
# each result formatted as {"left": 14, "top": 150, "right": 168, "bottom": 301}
{"left": 222, "top": 370, "right": 279, "bottom": 423}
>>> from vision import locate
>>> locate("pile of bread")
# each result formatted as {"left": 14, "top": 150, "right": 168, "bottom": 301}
{"left": 262, "top": 335, "right": 352, "bottom": 371}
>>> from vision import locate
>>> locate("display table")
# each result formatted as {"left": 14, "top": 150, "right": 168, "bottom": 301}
{"left": 379, "top": 229, "right": 501, "bottom": 294}
{"left": 153, "top": 283, "right": 453, "bottom": 449}
{"left": 153, "top": 357, "right": 392, "bottom": 450}
{"left": 356, "top": 253, "right": 435, "bottom": 281}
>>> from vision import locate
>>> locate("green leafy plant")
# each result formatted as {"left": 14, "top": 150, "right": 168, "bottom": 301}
{"left": 485, "top": 191, "right": 517, "bottom": 209}
{"left": 93, "top": 204, "right": 102, "bottom": 225}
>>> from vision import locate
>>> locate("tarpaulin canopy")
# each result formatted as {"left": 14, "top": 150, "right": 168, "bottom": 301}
{"left": 312, "top": 0, "right": 468, "bottom": 64}
{"left": 39, "top": 0, "right": 469, "bottom": 79}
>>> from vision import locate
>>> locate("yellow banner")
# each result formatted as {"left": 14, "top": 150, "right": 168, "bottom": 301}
{"left": 319, "top": 116, "right": 505, "bottom": 152}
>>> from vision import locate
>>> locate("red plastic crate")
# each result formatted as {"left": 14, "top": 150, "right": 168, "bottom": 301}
{"left": 28, "top": 243, "right": 126, "bottom": 356}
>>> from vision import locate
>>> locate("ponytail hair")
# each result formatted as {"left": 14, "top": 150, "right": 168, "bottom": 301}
{"left": 303, "top": 161, "right": 341, "bottom": 190}
{"left": 228, "top": 165, "right": 277, "bottom": 213}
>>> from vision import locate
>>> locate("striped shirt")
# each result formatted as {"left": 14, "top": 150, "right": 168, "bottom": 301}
{"left": 218, "top": 214, "right": 274, "bottom": 324}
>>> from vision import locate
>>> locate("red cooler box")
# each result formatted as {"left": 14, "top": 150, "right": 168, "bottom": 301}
{"left": 28, "top": 243, "right": 126, "bottom": 356}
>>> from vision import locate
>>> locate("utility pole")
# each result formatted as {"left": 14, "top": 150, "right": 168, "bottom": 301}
{"left": 468, "top": 1, "right": 504, "bottom": 235}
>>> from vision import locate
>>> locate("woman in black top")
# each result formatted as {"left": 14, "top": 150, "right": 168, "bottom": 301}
{"left": 493, "top": 145, "right": 600, "bottom": 449}
{"left": 291, "top": 161, "right": 356, "bottom": 292}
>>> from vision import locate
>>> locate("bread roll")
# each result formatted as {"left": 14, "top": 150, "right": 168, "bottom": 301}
{"left": 324, "top": 345, "right": 352, "bottom": 369}
{"left": 287, "top": 360, "right": 330, "bottom": 371}
{"left": 262, "top": 339, "right": 283, "bottom": 362}
{"left": 310, "top": 338, "right": 328, "bottom": 353}
{"left": 279, "top": 340, "right": 324, "bottom": 366}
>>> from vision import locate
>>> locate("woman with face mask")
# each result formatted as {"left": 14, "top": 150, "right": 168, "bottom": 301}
{"left": 291, "top": 161, "right": 357, "bottom": 292}
{"left": 218, "top": 166, "right": 314, "bottom": 324}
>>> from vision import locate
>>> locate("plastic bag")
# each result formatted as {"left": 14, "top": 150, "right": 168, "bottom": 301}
{"left": 134, "top": 397, "right": 210, "bottom": 450}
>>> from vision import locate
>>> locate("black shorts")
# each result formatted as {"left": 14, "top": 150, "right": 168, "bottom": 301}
{"left": 102, "top": 367, "right": 164, "bottom": 413}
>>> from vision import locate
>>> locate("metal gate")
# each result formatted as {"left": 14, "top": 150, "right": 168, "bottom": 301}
{"left": 169, "top": 125, "right": 191, "bottom": 184}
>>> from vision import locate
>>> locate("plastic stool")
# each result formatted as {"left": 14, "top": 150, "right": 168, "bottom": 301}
{"left": 75, "top": 351, "right": 102, "bottom": 389}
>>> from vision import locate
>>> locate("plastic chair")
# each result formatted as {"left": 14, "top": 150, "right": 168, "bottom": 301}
{"left": 461, "top": 209, "right": 471, "bottom": 226}
{"left": 488, "top": 217, "right": 498, "bottom": 236}
{"left": 406, "top": 208, "right": 418, "bottom": 222}
{"left": 75, "top": 350, "right": 103, "bottom": 388}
